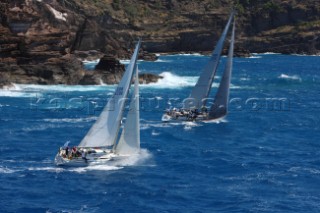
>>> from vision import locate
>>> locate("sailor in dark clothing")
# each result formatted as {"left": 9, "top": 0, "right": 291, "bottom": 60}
{"left": 201, "top": 106, "right": 208, "bottom": 114}
{"left": 65, "top": 146, "right": 69, "bottom": 156}
{"left": 195, "top": 108, "right": 199, "bottom": 115}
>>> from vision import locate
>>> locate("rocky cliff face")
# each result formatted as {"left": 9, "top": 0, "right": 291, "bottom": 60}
{"left": 65, "top": 0, "right": 319, "bottom": 56}
{"left": 0, "top": 0, "right": 86, "bottom": 86}
{"left": 236, "top": 0, "right": 320, "bottom": 54}
{"left": 0, "top": 0, "right": 319, "bottom": 87}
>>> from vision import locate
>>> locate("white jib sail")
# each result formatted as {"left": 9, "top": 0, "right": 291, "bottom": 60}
{"left": 79, "top": 40, "right": 141, "bottom": 148}
{"left": 115, "top": 65, "right": 140, "bottom": 155}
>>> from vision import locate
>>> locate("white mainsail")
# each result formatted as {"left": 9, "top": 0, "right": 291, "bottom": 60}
{"left": 79, "top": 40, "right": 141, "bottom": 148}
{"left": 209, "top": 19, "right": 235, "bottom": 119}
{"left": 115, "top": 65, "right": 140, "bottom": 155}
{"left": 186, "top": 11, "right": 234, "bottom": 109}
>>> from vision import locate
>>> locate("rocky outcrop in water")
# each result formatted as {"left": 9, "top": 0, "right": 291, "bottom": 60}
{"left": 79, "top": 55, "right": 162, "bottom": 85}
{"left": 139, "top": 73, "right": 163, "bottom": 84}
{"left": 80, "top": 55, "right": 125, "bottom": 85}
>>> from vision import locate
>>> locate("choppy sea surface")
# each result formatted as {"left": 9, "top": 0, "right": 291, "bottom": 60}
{"left": 1, "top": 54, "right": 320, "bottom": 212}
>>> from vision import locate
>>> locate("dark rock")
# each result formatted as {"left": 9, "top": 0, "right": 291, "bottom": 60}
{"left": 95, "top": 55, "right": 125, "bottom": 72}
{"left": 79, "top": 54, "right": 162, "bottom": 85}
{"left": 0, "top": 72, "right": 12, "bottom": 88}
{"left": 93, "top": 55, "right": 125, "bottom": 84}
{"left": 139, "top": 73, "right": 163, "bottom": 84}
{"left": 79, "top": 55, "right": 125, "bottom": 85}
{"left": 79, "top": 71, "right": 102, "bottom": 85}
{"left": 140, "top": 51, "right": 158, "bottom": 61}
{"left": 234, "top": 46, "right": 251, "bottom": 58}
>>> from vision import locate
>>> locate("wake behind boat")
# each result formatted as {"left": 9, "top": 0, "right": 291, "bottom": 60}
{"left": 55, "top": 40, "right": 142, "bottom": 166}
{"left": 162, "top": 12, "right": 236, "bottom": 122}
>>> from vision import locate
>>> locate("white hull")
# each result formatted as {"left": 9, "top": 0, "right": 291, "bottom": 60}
{"left": 55, "top": 148, "right": 125, "bottom": 167}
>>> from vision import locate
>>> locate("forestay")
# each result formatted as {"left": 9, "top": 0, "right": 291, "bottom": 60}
{"left": 79, "top": 40, "right": 141, "bottom": 148}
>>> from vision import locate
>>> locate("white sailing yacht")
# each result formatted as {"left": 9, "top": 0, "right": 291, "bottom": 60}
{"left": 55, "top": 40, "right": 141, "bottom": 166}
{"left": 162, "top": 12, "right": 236, "bottom": 122}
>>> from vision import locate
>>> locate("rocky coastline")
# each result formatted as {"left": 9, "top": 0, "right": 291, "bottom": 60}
{"left": 79, "top": 54, "right": 162, "bottom": 85}
{"left": 0, "top": 0, "right": 319, "bottom": 88}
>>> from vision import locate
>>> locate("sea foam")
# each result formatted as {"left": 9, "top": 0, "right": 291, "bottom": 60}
{"left": 141, "top": 72, "right": 197, "bottom": 88}
{"left": 154, "top": 59, "right": 172, "bottom": 63}
{"left": 0, "top": 84, "right": 40, "bottom": 97}
{"left": 69, "top": 149, "right": 152, "bottom": 173}
{"left": 12, "top": 84, "right": 115, "bottom": 92}
{"left": 0, "top": 166, "right": 16, "bottom": 174}
{"left": 278, "top": 74, "right": 302, "bottom": 81}
{"left": 43, "top": 117, "right": 97, "bottom": 123}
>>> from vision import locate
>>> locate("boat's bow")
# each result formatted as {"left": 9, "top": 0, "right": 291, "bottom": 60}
{"left": 161, "top": 113, "right": 172, "bottom": 122}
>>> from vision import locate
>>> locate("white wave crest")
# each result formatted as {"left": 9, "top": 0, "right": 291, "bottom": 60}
{"left": 151, "top": 130, "right": 160, "bottom": 136}
{"left": 140, "top": 122, "right": 176, "bottom": 130}
{"left": 278, "top": 74, "right": 302, "bottom": 81}
{"left": 43, "top": 117, "right": 97, "bottom": 123}
{"left": 175, "top": 53, "right": 204, "bottom": 56}
{"left": 155, "top": 59, "right": 172, "bottom": 63}
{"left": 141, "top": 72, "right": 197, "bottom": 88}
{"left": 82, "top": 59, "right": 100, "bottom": 64}
{"left": 28, "top": 167, "right": 64, "bottom": 173}
{"left": 0, "top": 166, "right": 16, "bottom": 174}
{"left": 120, "top": 59, "right": 144, "bottom": 65}
{"left": 12, "top": 84, "right": 115, "bottom": 92}
{"left": 247, "top": 56, "right": 262, "bottom": 59}
{"left": 240, "top": 77, "right": 250, "bottom": 81}
{"left": 70, "top": 165, "right": 122, "bottom": 173}
{"left": 202, "top": 118, "right": 228, "bottom": 124}
{"left": 288, "top": 167, "right": 320, "bottom": 174}
{"left": 183, "top": 121, "right": 202, "bottom": 130}
{"left": 230, "top": 84, "right": 244, "bottom": 89}
{"left": 292, "top": 54, "right": 320, "bottom": 57}
{"left": 69, "top": 149, "right": 152, "bottom": 173}
{"left": 119, "top": 59, "right": 130, "bottom": 64}
{"left": 99, "top": 78, "right": 106, "bottom": 86}
{"left": 253, "top": 52, "right": 281, "bottom": 55}
{"left": 0, "top": 90, "right": 39, "bottom": 97}
{"left": 22, "top": 124, "right": 61, "bottom": 132}
{"left": 142, "top": 120, "right": 204, "bottom": 130}
{"left": 0, "top": 84, "right": 41, "bottom": 97}
{"left": 140, "top": 72, "right": 243, "bottom": 89}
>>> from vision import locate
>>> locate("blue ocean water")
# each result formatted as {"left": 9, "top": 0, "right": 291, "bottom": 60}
{"left": 0, "top": 54, "right": 320, "bottom": 212}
